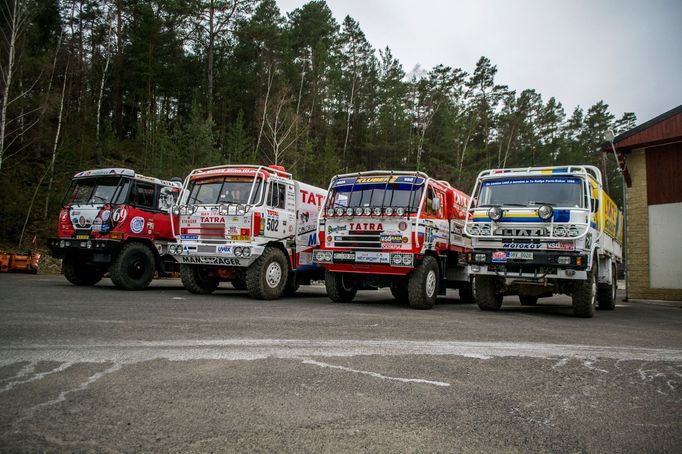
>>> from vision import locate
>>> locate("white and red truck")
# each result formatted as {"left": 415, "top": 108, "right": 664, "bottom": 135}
{"left": 313, "top": 171, "right": 473, "bottom": 309}
{"left": 47, "top": 168, "right": 182, "bottom": 289}
{"left": 167, "top": 165, "right": 327, "bottom": 299}
{"left": 464, "top": 165, "right": 623, "bottom": 317}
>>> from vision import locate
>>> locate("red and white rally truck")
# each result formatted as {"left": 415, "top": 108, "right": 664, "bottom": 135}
{"left": 167, "top": 165, "right": 327, "bottom": 299}
{"left": 47, "top": 168, "right": 181, "bottom": 289}
{"left": 313, "top": 171, "right": 473, "bottom": 309}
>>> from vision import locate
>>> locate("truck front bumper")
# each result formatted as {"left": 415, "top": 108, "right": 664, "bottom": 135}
{"left": 47, "top": 237, "right": 123, "bottom": 262}
{"left": 312, "top": 249, "right": 415, "bottom": 275}
{"left": 168, "top": 242, "right": 262, "bottom": 267}
{"left": 467, "top": 250, "right": 588, "bottom": 280}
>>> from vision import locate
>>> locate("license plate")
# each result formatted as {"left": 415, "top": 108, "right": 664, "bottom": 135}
{"left": 230, "top": 235, "right": 249, "bottom": 241}
{"left": 76, "top": 235, "right": 89, "bottom": 240}
{"left": 508, "top": 251, "right": 533, "bottom": 260}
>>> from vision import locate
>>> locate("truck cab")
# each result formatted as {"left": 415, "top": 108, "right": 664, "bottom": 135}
{"left": 47, "top": 168, "right": 181, "bottom": 289}
{"left": 313, "top": 171, "right": 472, "bottom": 309}
{"left": 167, "top": 165, "right": 326, "bottom": 299}
{"left": 464, "top": 165, "right": 623, "bottom": 317}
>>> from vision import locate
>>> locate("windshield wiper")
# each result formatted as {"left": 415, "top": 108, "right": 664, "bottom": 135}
{"left": 478, "top": 203, "right": 526, "bottom": 208}
{"left": 528, "top": 201, "right": 556, "bottom": 206}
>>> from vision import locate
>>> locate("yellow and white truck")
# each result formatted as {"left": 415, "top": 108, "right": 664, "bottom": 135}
{"left": 464, "top": 165, "right": 623, "bottom": 317}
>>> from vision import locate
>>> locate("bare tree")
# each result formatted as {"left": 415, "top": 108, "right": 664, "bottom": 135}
{"left": 262, "top": 91, "right": 302, "bottom": 166}
{"left": 96, "top": 3, "right": 115, "bottom": 145}
{"left": 0, "top": 0, "right": 31, "bottom": 173}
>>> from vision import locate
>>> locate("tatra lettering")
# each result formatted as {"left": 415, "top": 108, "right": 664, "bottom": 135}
{"left": 201, "top": 216, "right": 225, "bottom": 223}
{"left": 350, "top": 223, "right": 383, "bottom": 231}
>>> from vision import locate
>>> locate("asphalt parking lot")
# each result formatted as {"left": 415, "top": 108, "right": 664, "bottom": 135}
{"left": 1, "top": 274, "right": 681, "bottom": 452}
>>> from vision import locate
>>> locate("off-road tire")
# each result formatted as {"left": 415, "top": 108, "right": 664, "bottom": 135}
{"left": 390, "top": 282, "right": 409, "bottom": 304}
{"left": 246, "top": 247, "right": 289, "bottom": 300}
{"left": 180, "top": 264, "right": 219, "bottom": 294}
{"left": 572, "top": 263, "right": 597, "bottom": 318}
{"left": 474, "top": 275, "right": 503, "bottom": 311}
{"left": 325, "top": 270, "right": 357, "bottom": 303}
{"left": 459, "top": 281, "right": 475, "bottom": 304}
{"left": 231, "top": 272, "right": 247, "bottom": 290}
{"left": 597, "top": 263, "right": 617, "bottom": 310}
{"left": 283, "top": 272, "right": 300, "bottom": 297}
{"left": 519, "top": 295, "right": 538, "bottom": 306}
{"left": 62, "top": 257, "right": 104, "bottom": 286}
{"left": 109, "top": 242, "right": 156, "bottom": 290}
{"left": 407, "top": 256, "right": 439, "bottom": 309}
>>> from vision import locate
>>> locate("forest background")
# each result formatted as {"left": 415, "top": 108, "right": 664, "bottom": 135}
{"left": 0, "top": 0, "right": 636, "bottom": 246}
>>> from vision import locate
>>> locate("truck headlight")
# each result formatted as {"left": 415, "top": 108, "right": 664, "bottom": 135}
{"left": 237, "top": 205, "right": 246, "bottom": 215}
{"left": 568, "top": 225, "right": 580, "bottom": 237}
{"left": 554, "top": 226, "right": 567, "bottom": 237}
{"left": 355, "top": 207, "right": 363, "bottom": 216}
{"left": 345, "top": 207, "right": 354, "bottom": 216}
{"left": 234, "top": 246, "right": 243, "bottom": 257}
{"left": 480, "top": 224, "right": 491, "bottom": 235}
{"left": 475, "top": 254, "right": 486, "bottom": 262}
{"left": 488, "top": 206, "right": 503, "bottom": 221}
{"left": 557, "top": 256, "right": 571, "bottom": 265}
{"left": 470, "top": 225, "right": 481, "bottom": 235}
{"left": 396, "top": 207, "right": 406, "bottom": 216}
{"left": 384, "top": 207, "right": 394, "bottom": 216}
{"left": 373, "top": 207, "right": 382, "bottom": 216}
{"left": 242, "top": 247, "right": 251, "bottom": 257}
{"left": 335, "top": 208, "right": 344, "bottom": 216}
{"left": 219, "top": 205, "right": 228, "bottom": 215}
{"left": 327, "top": 208, "right": 335, "bottom": 217}
{"left": 59, "top": 240, "right": 65, "bottom": 248}
{"left": 391, "top": 254, "right": 402, "bottom": 265}
{"left": 363, "top": 207, "right": 371, "bottom": 216}
{"left": 538, "top": 205, "right": 553, "bottom": 220}
{"left": 171, "top": 206, "right": 180, "bottom": 215}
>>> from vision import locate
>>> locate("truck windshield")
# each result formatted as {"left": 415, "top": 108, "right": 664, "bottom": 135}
{"left": 66, "top": 177, "right": 121, "bottom": 205}
{"left": 328, "top": 180, "right": 424, "bottom": 211}
{"left": 478, "top": 177, "right": 584, "bottom": 208}
{"left": 187, "top": 176, "right": 263, "bottom": 205}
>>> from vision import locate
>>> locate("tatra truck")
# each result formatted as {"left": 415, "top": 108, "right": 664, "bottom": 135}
{"left": 167, "top": 165, "right": 327, "bottom": 299}
{"left": 47, "top": 168, "right": 182, "bottom": 289}
{"left": 464, "top": 166, "right": 623, "bottom": 317}
{"left": 313, "top": 171, "right": 472, "bottom": 309}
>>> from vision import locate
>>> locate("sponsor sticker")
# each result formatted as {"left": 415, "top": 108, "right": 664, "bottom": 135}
{"left": 180, "top": 234, "right": 199, "bottom": 240}
{"left": 180, "top": 256, "right": 242, "bottom": 266}
{"left": 328, "top": 224, "right": 347, "bottom": 234}
{"left": 492, "top": 251, "right": 507, "bottom": 262}
{"left": 76, "top": 234, "right": 89, "bottom": 240}
{"left": 101, "top": 211, "right": 110, "bottom": 222}
{"left": 217, "top": 245, "right": 232, "bottom": 254}
{"left": 356, "top": 251, "right": 390, "bottom": 264}
{"left": 547, "top": 241, "right": 574, "bottom": 251}
{"left": 380, "top": 234, "right": 403, "bottom": 244}
{"left": 398, "top": 221, "right": 408, "bottom": 231}
{"left": 502, "top": 242, "right": 543, "bottom": 250}
{"left": 130, "top": 216, "right": 145, "bottom": 234}
{"left": 333, "top": 251, "right": 356, "bottom": 262}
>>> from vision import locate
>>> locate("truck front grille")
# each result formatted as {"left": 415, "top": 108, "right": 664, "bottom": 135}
{"left": 334, "top": 230, "right": 382, "bottom": 249}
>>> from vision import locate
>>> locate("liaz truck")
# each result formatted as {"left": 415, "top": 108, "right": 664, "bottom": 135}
{"left": 312, "top": 171, "right": 472, "bottom": 309}
{"left": 464, "top": 165, "right": 623, "bottom": 317}
{"left": 47, "top": 168, "right": 181, "bottom": 289}
{"left": 167, "top": 165, "right": 327, "bottom": 299}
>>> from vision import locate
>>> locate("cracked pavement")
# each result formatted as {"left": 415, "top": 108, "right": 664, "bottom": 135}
{"left": 1, "top": 274, "right": 681, "bottom": 452}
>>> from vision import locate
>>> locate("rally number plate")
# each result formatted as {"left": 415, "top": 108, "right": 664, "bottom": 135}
{"left": 508, "top": 251, "right": 533, "bottom": 260}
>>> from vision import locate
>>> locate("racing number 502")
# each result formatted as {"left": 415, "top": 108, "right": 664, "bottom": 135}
{"left": 266, "top": 218, "right": 279, "bottom": 232}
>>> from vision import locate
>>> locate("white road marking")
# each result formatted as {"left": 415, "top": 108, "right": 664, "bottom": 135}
{"left": 1, "top": 362, "right": 72, "bottom": 393}
{"left": 302, "top": 359, "right": 449, "bottom": 387}
{"left": 1, "top": 339, "right": 680, "bottom": 366}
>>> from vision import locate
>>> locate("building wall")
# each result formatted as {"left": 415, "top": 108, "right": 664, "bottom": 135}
{"left": 626, "top": 148, "right": 682, "bottom": 300}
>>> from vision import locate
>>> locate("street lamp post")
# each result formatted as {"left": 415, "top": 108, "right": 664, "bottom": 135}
{"left": 604, "top": 129, "right": 628, "bottom": 302}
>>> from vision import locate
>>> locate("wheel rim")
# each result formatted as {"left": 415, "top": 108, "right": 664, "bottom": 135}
{"left": 341, "top": 275, "right": 353, "bottom": 292}
{"left": 127, "top": 254, "right": 147, "bottom": 280}
{"left": 426, "top": 270, "right": 437, "bottom": 298}
{"left": 266, "top": 262, "right": 282, "bottom": 288}
{"left": 590, "top": 273, "right": 597, "bottom": 307}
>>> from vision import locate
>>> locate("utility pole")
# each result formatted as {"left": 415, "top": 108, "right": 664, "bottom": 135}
{"left": 605, "top": 129, "right": 628, "bottom": 302}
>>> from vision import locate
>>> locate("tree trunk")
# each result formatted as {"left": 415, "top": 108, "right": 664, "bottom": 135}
{"left": 0, "top": 0, "right": 23, "bottom": 174}
{"left": 207, "top": 0, "right": 215, "bottom": 125}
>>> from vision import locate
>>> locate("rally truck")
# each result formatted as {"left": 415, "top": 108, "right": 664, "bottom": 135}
{"left": 312, "top": 171, "right": 473, "bottom": 309}
{"left": 47, "top": 168, "right": 182, "bottom": 289}
{"left": 167, "top": 165, "right": 327, "bottom": 299}
{"left": 464, "top": 165, "right": 623, "bottom": 318}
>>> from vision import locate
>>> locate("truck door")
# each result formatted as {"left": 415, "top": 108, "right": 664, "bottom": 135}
{"left": 264, "top": 180, "right": 295, "bottom": 243}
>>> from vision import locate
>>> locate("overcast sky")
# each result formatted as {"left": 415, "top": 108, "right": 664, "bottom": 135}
{"left": 277, "top": 0, "right": 682, "bottom": 124}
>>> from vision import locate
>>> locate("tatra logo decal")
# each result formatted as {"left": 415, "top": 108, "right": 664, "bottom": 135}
{"left": 349, "top": 223, "right": 383, "bottom": 231}
{"left": 201, "top": 216, "right": 225, "bottom": 223}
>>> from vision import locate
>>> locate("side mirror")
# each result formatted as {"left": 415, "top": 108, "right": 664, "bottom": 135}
{"left": 432, "top": 197, "right": 441, "bottom": 211}
{"left": 591, "top": 199, "right": 599, "bottom": 213}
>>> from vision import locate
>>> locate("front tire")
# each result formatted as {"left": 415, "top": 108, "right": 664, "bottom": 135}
{"left": 180, "top": 265, "right": 219, "bottom": 294}
{"left": 390, "top": 281, "right": 409, "bottom": 304}
{"left": 459, "top": 281, "right": 475, "bottom": 304}
{"left": 62, "top": 257, "right": 104, "bottom": 286}
{"left": 407, "top": 256, "right": 439, "bottom": 309}
{"left": 246, "top": 247, "right": 289, "bottom": 300}
{"left": 475, "top": 276, "right": 503, "bottom": 311}
{"left": 109, "top": 243, "right": 156, "bottom": 290}
{"left": 597, "top": 263, "right": 617, "bottom": 310}
{"left": 325, "top": 270, "right": 357, "bottom": 302}
{"left": 572, "top": 264, "right": 597, "bottom": 318}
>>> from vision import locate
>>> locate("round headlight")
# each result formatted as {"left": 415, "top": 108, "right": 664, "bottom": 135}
{"left": 481, "top": 225, "right": 491, "bottom": 235}
{"left": 384, "top": 207, "right": 394, "bottom": 216}
{"left": 59, "top": 240, "right": 65, "bottom": 248}
{"left": 363, "top": 207, "right": 371, "bottom": 216}
{"left": 327, "top": 208, "right": 335, "bottom": 217}
{"left": 554, "top": 226, "right": 567, "bottom": 237}
{"left": 488, "top": 206, "right": 503, "bottom": 221}
{"left": 470, "top": 225, "right": 481, "bottom": 235}
{"left": 538, "top": 205, "right": 553, "bottom": 220}
{"left": 234, "top": 246, "right": 243, "bottom": 257}
{"left": 345, "top": 207, "right": 354, "bottom": 216}
{"left": 242, "top": 247, "right": 251, "bottom": 257}
{"left": 396, "top": 207, "right": 405, "bottom": 216}
{"left": 391, "top": 254, "right": 402, "bottom": 265}
{"left": 219, "top": 204, "right": 228, "bottom": 215}
{"left": 335, "top": 208, "right": 344, "bottom": 216}
{"left": 324, "top": 251, "right": 333, "bottom": 262}
{"left": 373, "top": 207, "right": 382, "bottom": 216}
{"left": 568, "top": 225, "right": 580, "bottom": 237}
{"left": 355, "top": 207, "right": 363, "bottom": 216}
